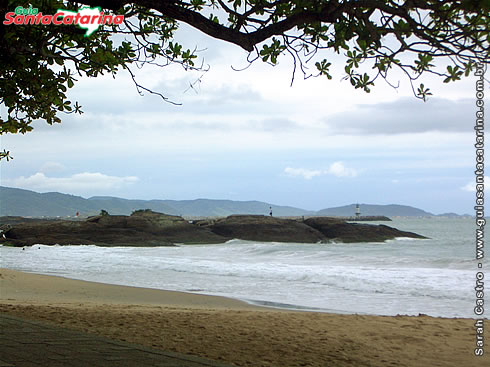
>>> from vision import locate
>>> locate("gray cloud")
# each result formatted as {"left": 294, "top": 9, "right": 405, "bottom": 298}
{"left": 248, "top": 117, "right": 299, "bottom": 132}
{"left": 34, "top": 106, "right": 300, "bottom": 134}
{"left": 63, "top": 74, "right": 267, "bottom": 119}
{"left": 143, "top": 116, "right": 299, "bottom": 132}
{"left": 193, "top": 84, "right": 264, "bottom": 105}
{"left": 324, "top": 97, "right": 473, "bottom": 135}
{"left": 39, "top": 161, "right": 66, "bottom": 173}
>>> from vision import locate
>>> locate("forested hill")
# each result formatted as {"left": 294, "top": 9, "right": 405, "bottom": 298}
{"left": 1, "top": 186, "right": 438, "bottom": 217}
{"left": 0, "top": 186, "right": 309, "bottom": 217}
{"left": 316, "top": 204, "right": 433, "bottom": 217}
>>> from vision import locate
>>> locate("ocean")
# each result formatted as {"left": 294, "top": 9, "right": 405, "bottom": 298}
{"left": 0, "top": 217, "right": 483, "bottom": 318}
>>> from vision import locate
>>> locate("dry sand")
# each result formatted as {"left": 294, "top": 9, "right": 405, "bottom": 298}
{"left": 1, "top": 268, "right": 488, "bottom": 366}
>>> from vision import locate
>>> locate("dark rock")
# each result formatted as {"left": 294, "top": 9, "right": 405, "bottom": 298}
{"left": 0, "top": 216, "right": 68, "bottom": 226}
{"left": 208, "top": 215, "right": 326, "bottom": 243}
{"left": 304, "top": 217, "right": 427, "bottom": 243}
{"left": 0, "top": 211, "right": 426, "bottom": 247}
{"left": 1, "top": 210, "right": 227, "bottom": 247}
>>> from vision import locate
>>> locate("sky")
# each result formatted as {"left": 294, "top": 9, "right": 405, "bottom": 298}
{"left": 0, "top": 23, "right": 484, "bottom": 215}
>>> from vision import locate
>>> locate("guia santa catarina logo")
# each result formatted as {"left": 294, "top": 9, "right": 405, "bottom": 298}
{"left": 3, "top": 5, "right": 125, "bottom": 36}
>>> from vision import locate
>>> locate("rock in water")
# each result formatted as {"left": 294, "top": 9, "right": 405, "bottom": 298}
{"left": 1, "top": 210, "right": 227, "bottom": 247}
{"left": 0, "top": 211, "right": 426, "bottom": 247}
{"left": 304, "top": 217, "right": 426, "bottom": 243}
{"left": 208, "top": 215, "right": 327, "bottom": 243}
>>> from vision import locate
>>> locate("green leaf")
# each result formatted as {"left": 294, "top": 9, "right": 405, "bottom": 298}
{"left": 416, "top": 83, "right": 433, "bottom": 101}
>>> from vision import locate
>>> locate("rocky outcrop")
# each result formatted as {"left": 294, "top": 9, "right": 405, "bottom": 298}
{"left": 304, "top": 217, "right": 426, "bottom": 243}
{"left": 207, "top": 215, "right": 326, "bottom": 243}
{"left": 1, "top": 210, "right": 227, "bottom": 247}
{"left": 0, "top": 211, "right": 426, "bottom": 247}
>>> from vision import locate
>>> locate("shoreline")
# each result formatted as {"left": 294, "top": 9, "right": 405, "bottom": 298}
{"left": 1, "top": 268, "right": 488, "bottom": 367}
{"left": 0, "top": 268, "right": 263, "bottom": 310}
{"left": 0, "top": 256, "right": 484, "bottom": 317}
{"left": 0, "top": 267, "right": 449, "bottom": 317}
{"left": 1, "top": 267, "right": 337, "bottom": 314}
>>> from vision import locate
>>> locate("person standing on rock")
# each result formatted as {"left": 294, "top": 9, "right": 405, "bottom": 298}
{"left": 269, "top": 207, "right": 273, "bottom": 217}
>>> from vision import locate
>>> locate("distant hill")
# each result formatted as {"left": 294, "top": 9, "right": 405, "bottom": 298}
{"left": 0, "top": 187, "right": 311, "bottom": 217}
{"left": 85, "top": 196, "right": 310, "bottom": 217}
{"left": 316, "top": 203, "right": 434, "bottom": 217}
{"left": 0, "top": 186, "right": 96, "bottom": 217}
{"left": 436, "top": 212, "right": 472, "bottom": 218}
{"left": 0, "top": 186, "right": 441, "bottom": 218}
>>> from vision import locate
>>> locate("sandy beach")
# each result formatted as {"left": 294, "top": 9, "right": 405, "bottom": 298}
{"left": 0, "top": 268, "right": 487, "bottom": 367}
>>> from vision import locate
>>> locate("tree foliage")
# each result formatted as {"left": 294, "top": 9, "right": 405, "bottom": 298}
{"left": 0, "top": 0, "right": 488, "bottom": 152}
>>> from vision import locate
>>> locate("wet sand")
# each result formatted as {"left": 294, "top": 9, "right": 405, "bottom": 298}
{"left": 0, "top": 268, "right": 488, "bottom": 366}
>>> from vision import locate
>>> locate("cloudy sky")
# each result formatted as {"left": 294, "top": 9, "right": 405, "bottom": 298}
{"left": 0, "top": 24, "right": 483, "bottom": 215}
